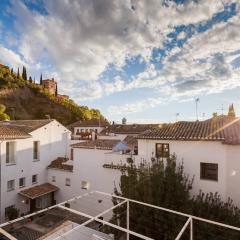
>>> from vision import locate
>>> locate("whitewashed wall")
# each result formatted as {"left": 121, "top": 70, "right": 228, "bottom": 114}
{"left": 138, "top": 139, "right": 232, "bottom": 202}
{"left": 0, "top": 120, "right": 71, "bottom": 222}
{"left": 47, "top": 148, "right": 121, "bottom": 204}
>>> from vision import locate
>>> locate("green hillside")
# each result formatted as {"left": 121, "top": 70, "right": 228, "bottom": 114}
{"left": 0, "top": 65, "right": 105, "bottom": 125}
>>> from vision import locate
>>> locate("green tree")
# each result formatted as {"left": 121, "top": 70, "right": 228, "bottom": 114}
{"left": 6, "top": 207, "right": 19, "bottom": 220}
{"left": 0, "top": 104, "right": 10, "bottom": 120}
{"left": 22, "top": 66, "right": 27, "bottom": 80}
{"left": 29, "top": 76, "right": 33, "bottom": 83}
{"left": 111, "top": 156, "right": 240, "bottom": 240}
{"left": 40, "top": 73, "right": 43, "bottom": 85}
{"left": 55, "top": 83, "right": 58, "bottom": 96}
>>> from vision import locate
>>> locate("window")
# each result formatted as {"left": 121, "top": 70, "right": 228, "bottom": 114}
{"left": 200, "top": 163, "right": 218, "bottom": 181}
{"left": 33, "top": 141, "right": 40, "bottom": 160}
{"left": 6, "top": 142, "right": 16, "bottom": 164}
{"left": 81, "top": 181, "right": 90, "bottom": 190}
{"left": 70, "top": 148, "right": 74, "bottom": 160}
{"left": 32, "top": 174, "right": 38, "bottom": 184}
{"left": 65, "top": 178, "right": 71, "bottom": 186}
{"left": 7, "top": 180, "right": 15, "bottom": 191}
{"left": 155, "top": 143, "right": 169, "bottom": 158}
{"left": 52, "top": 176, "right": 56, "bottom": 182}
{"left": 19, "top": 177, "right": 25, "bottom": 188}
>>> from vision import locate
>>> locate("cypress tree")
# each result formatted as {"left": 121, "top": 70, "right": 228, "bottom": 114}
{"left": 40, "top": 73, "right": 43, "bottom": 85}
{"left": 22, "top": 66, "right": 27, "bottom": 80}
{"left": 55, "top": 83, "right": 58, "bottom": 96}
{"left": 29, "top": 76, "right": 33, "bottom": 83}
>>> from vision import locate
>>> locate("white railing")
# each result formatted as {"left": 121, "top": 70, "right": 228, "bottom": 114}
{"left": 0, "top": 190, "right": 240, "bottom": 240}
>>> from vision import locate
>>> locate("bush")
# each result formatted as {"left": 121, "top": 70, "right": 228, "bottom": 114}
{"left": 6, "top": 207, "right": 19, "bottom": 220}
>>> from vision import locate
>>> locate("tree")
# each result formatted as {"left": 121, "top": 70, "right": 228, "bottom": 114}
{"left": 55, "top": 83, "right": 58, "bottom": 96}
{"left": 111, "top": 155, "right": 240, "bottom": 240}
{"left": 5, "top": 207, "right": 19, "bottom": 220}
{"left": 228, "top": 104, "right": 236, "bottom": 117}
{"left": 122, "top": 117, "right": 127, "bottom": 124}
{"left": 40, "top": 73, "right": 43, "bottom": 85}
{"left": 0, "top": 104, "right": 10, "bottom": 120}
{"left": 29, "top": 76, "right": 33, "bottom": 83}
{"left": 22, "top": 66, "right": 27, "bottom": 80}
{"left": 10, "top": 68, "right": 13, "bottom": 74}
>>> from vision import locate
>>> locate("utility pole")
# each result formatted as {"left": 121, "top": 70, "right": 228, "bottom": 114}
{"left": 195, "top": 98, "right": 200, "bottom": 121}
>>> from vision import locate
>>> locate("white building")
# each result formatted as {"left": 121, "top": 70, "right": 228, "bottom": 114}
{"left": 0, "top": 119, "right": 71, "bottom": 222}
{"left": 137, "top": 115, "right": 240, "bottom": 205}
{"left": 69, "top": 118, "right": 109, "bottom": 143}
{"left": 48, "top": 115, "right": 240, "bottom": 208}
{"left": 47, "top": 139, "right": 122, "bottom": 204}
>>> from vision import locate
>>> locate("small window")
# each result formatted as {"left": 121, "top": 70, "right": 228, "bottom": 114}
{"left": 52, "top": 176, "right": 56, "bottom": 182}
{"left": 33, "top": 141, "right": 40, "bottom": 160}
{"left": 32, "top": 174, "right": 38, "bottom": 184}
{"left": 6, "top": 142, "right": 16, "bottom": 164}
{"left": 19, "top": 177, "right": 25, "bottom": 188}
{"left": 7, "top": 180, "right": 15, "bottom": 191}
{"left": 156, "top": 143, "right": 169, "bottom": 158}
{"left": 81, "top": 181, "right": 90, "bottom": 190}
{"left": 200, "top": 163, "right": 218, "bottom": 181}
{"left": 65, "top": 178, "right": 71, "bottom": 186}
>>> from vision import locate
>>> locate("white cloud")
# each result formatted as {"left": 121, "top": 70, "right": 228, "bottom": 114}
{"left": 0, "top": 45, "right": 27, "bottom": 68}
{"left": 9, "top": 0, "right": 225, "bottom": 86}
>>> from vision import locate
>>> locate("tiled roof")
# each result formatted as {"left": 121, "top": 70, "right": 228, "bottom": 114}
{"left": 138, "top": 116, "right": 240, "bottom": 145}
{"left": 68, "top": 118, "right": 109, "bottom": 129}
{"left": 19, "top": 183, "right": 59, "bottom": 199}
{"left": 123, "top": 135, "right": 138, "bottom": 148}
{"left": 100, "top": 124, "right": 159, "bottom": 135}
{"left": 71, "top": 139, "right": 120, "bottom": 150}
{"left": 0, "top": 119, "right": 53, "bottom": 139}
{"left": 48, "top": 157, "right": 73, "bottom": 171}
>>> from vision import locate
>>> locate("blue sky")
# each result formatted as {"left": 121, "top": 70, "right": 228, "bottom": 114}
{"left": 0, "top": 0, "right": 240, "bottom": 123}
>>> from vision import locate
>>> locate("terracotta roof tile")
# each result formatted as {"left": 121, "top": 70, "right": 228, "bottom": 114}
{"left": 100, "top": 124, "right": 159, "bottom": 135}
{"left": 68, "top": 118, "right": 109, "bottom": 129}
{"left": 138, "top": 116, "right": 240, "bottom": 145}
{"left": 19, "top": 183, "right": 58, "bottom": 199}
{"left": 48, "top": 157, "right": 73, "bottom": 171}
{"left": 0, "top": 119, "right": 53, "bottom": 139}
{"left": 71, "top": 139, "right": 120, "bottom": 150}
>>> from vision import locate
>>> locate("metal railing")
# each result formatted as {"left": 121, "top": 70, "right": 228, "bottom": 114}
{"left": 0, "top": 190, "right": 240, "bottom": 240}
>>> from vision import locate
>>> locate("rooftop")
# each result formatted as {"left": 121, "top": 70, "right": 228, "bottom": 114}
{"left": 68, "top": 118, "right": 109, "bottom": 129}
{"left": 100, "top": 124, "right": 159, "bottom": 135}
{"left": 19, "top": 183, "right": 59, "bottom": 199}
{"left": 138, "top": 116, "right": 240, "bottom": 144}
{"left": 48, "top": 157, "right": 73, "bottom": 172}
{"left": 0, "top": 119, "right": 53, "bottom": 139}
{"left": 71, "top": 139, "right": 120, "bottom": 150}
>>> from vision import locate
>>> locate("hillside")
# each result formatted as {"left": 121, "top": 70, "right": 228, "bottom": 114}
{"left": 0, "top": 65, "right": 105, "bottom": 125}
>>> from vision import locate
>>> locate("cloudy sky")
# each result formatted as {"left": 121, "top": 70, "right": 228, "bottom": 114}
{"left": 0, "top": 0, "right": 240, "bottom": 123}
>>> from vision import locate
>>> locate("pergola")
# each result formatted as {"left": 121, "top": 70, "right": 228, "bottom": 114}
{"left": 0, "top": 191, "right": 240, "bottom": 240}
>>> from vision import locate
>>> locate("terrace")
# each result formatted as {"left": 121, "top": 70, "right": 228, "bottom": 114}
{"left": 0, "top": 191, "right": 240, "bottom": 240}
